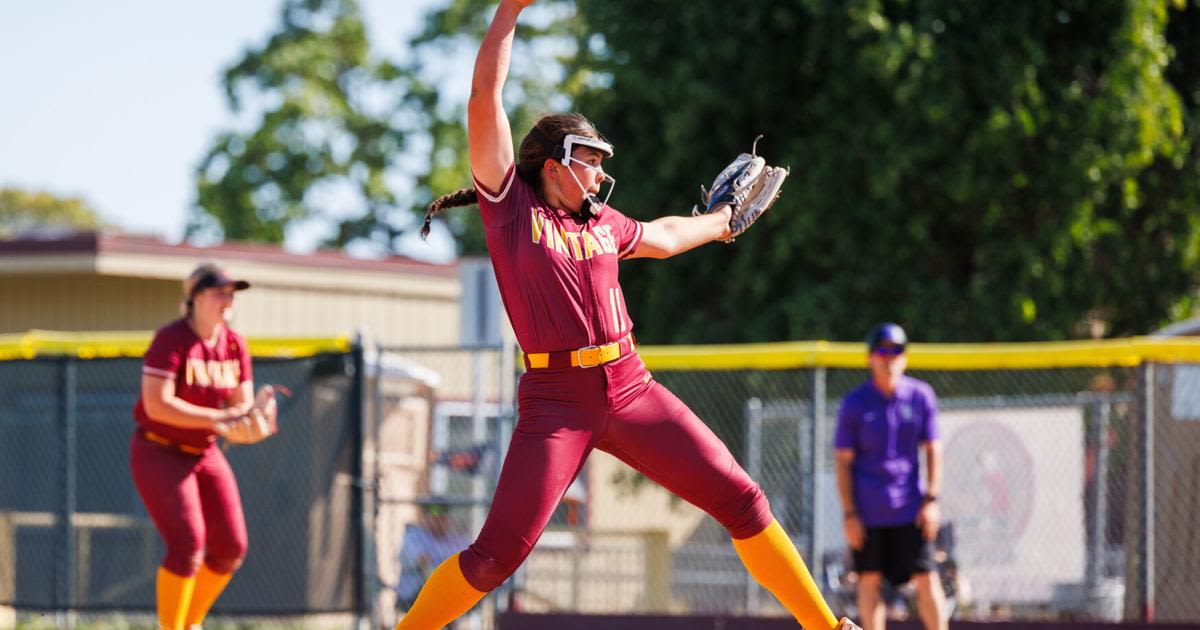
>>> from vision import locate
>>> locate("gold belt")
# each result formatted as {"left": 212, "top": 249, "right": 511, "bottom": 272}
{"left": 524, "top": 335, "right": 632, "bottom": 369}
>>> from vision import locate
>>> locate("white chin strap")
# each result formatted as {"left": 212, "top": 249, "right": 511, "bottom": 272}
{"left": 564, "top": 159, "right": 615, "bottom": 215}
{"left": 555, "top": 133, "right": 615, "bottom": 215}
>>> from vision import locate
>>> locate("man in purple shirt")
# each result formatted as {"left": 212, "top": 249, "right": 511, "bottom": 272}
{"left": 835, "top": 323, "right": 947, "bottom": 630}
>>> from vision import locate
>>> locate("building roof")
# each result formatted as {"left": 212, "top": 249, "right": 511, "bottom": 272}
{"left": 1152, "top": 316, "right": 1200, "bottom": 338}
{"left": 0, "top": 230, "right": 457, "bottom": 277}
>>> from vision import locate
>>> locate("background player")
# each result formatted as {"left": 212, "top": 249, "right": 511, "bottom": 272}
{"left": 394, "top": 499, "right": 472, "bottom": 622}
{"left": 835, "top": 323, "right": 947, "bottom": 630}
{"left": 398, "top": 1, "right": 860, "bottom": 629}
{"left": 129, "top": 263, "right": 266, "bottom": 630}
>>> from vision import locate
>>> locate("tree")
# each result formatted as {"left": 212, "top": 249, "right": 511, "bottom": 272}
{"left": 0, "top": 187, "right": 102, "bottom": 238}
{"left": 189, "top": 0, "right": 410, "bottom": 251}
{"left": 405, "top": 0, "right": 595, "bottom": 254}
{"left": 567, "top": 0, "right": 1200, "bottom": 342}
{"left": 200, "top": 0, "right": 1200, "bottom": 342}
{"left": 191, "top": 0, "right": 594, "bottom": 257}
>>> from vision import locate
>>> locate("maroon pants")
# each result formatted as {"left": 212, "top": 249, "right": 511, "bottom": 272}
{"left": 459, "top": 352, "right": 772, "bottom": 591}
{"left": 129, "top": 432, "right": 248, "bottom": 576}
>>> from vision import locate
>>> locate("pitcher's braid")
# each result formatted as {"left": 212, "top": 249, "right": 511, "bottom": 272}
{"left": 420, "top": 187, "right": 479, "bottom": 240}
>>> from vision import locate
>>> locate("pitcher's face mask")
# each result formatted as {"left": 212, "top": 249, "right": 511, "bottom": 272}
{"left": 554, "top": 134, "right": 615, "bottom": 217}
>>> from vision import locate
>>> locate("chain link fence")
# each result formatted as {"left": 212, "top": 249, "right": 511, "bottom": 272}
{"left": 0, "top": 349, "right": 365, "bottom": 626}
{"left": 5, "top": 339, "right": 1200, "bottom": 626}
{"left": 478, "top": 349, "right": 1200, "bottom": 624}
{"left": 365, "top": 344, "right": 516, "bottom": 630}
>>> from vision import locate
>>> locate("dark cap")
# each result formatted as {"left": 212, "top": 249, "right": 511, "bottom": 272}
{"left": 184, "top": 263, "right": 250, "bottom": 297}
{"left": 866, "top": 322, "right": 908, "bottom": 350}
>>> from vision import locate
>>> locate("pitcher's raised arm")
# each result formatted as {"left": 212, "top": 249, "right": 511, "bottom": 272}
{"left": 468, "top": 0, "right": 532, "bottom": 192}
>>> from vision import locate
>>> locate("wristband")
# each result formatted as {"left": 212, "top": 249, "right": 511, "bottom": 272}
{"left": 922, "top": 494, "right": 938, "bottom": 504}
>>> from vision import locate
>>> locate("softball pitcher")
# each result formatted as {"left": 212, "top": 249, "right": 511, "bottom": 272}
{"left": 397, "top": 2, "right": 859, "bottom": 629}
{"left": 130, "top": 263, "right": 277, "bottom": 630}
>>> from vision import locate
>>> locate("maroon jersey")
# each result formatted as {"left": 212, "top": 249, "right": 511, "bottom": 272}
{"left": 133, "top": 318, "right": 252, "bottom": 448}
{"left": 475, "top": 165, "right": 644, "bottom": 353}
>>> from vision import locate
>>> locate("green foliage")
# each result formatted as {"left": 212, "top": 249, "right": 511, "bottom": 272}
{"left": 406, "top": 0, "right": 595, "bottom": 254}
{"left": 190, "top": 0, "right": 409, "bottom": 250}
{"left": 0, "top": 187, "right": 102, "bottom": 237}
{"left": 196, "top": 0, "right": 1200, "bottom": 342}
{"left": 190, "top": 0, "right": 589, "bottom": 256}
{"left": 568, "top": 0, "right": 1200, "bottom": 342}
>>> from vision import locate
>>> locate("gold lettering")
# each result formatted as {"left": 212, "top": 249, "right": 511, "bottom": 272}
{"left": 189, "top": 358, "right": 212, "bottom": 387}
{"left": 596, "top": 226, "right": 617, "bottom": 254}
{"left": 583, "top": 231, "right": 603, "bottom": 259}
{"left": 564, "top": 231, "right": 583, "bottom": 260}
{"left": 535, "top": 217, "right": 624, "bottom": 261}
{"left": 208, "top": 361, "right": 221, "bottom": 388}
{"left": 182, "top": 357, "right": 243, "bottom": 389}
{"left": 217, "top": 360, "right": 239, "bottom": 389}
{"left": 554, "top": 226, "right": 570, "bottom": 256}
{"left": 531, "top": 209, "right": 545, "bottom": 244}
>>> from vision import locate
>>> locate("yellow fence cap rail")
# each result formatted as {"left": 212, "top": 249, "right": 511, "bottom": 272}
{"left": 245, "top": 336, "right": 353, "bottom": 357}
{"left": 0, "top": 330, "right": 352, "bottom": 361}
{"left": 638, "top": 336, "right": 1200, "bottom": 371}
{"left": 638, "top": 341, "right": 864, "bottom": 371}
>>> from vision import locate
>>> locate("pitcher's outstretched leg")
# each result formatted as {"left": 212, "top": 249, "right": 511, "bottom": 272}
{"left": 394, "top": 553, "right": 485, "bottom": 629}
{"left": 733, "top": 519, "right": 839, "bottom": 629}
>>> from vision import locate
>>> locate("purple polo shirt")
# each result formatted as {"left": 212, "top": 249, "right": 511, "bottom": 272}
{"left": 474, "top": 165, "right": 644, "bottom": 353}
{"left": 834, "top": 375, "right": 940, "bottom": 527}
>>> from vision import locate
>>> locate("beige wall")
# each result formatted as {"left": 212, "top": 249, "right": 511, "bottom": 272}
{"left": 586, "top": 451, "right": 707, "bottom": 548}
{"left": 233, "top": 284, "right": 459, "bottom": 346}
{"left": 0, "top": 275, "right": 180, "bottom": 333}
{"left": 0, "top": 268, "right": 461, "bottom": 347}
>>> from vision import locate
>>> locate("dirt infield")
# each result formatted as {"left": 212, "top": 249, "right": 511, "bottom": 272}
{"left": 498, "top": 613, "right": 1200, "bottom": 630}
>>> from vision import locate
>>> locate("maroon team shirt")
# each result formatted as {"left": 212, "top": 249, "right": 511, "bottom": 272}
{"left": 475, "top": 165, "right": 644, "bottom": 353}
{"left": 133, "top": 318, "right": 252, "bottom": 448}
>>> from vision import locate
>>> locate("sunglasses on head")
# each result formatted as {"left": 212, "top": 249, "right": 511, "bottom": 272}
{"left": 871, "top": 344, "right": 906, "bottom": 356}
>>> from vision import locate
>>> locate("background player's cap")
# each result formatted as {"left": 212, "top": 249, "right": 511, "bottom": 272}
{"left": 423, "top": 496, "right": 450, "bottom": 517}
{"left": 866, "top": 322, "right": 908, "bottom": 351}
{"left": 184, "top": 262, "right": 251, "bottom": 297}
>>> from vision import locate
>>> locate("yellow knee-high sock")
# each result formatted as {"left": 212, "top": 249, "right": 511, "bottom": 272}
{"left": 732, "top": 519, "right": 839, "bottom": 630}
{"left": 183, "top": 564, "right": 234, "bottom": 627}
{"left": 395, "top": 553, "right": 486, "bottom": 630}
{"left": 156, "top": 567, "right": 197, "bottom": 630}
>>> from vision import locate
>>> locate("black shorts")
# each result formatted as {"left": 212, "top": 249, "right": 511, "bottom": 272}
{"left": 852, "top": 523, "right": 937, "bottom": 586}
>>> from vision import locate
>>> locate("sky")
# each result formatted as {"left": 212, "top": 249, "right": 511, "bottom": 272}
{"left": 0, "top": 0, "right": 456, "bottom": 260}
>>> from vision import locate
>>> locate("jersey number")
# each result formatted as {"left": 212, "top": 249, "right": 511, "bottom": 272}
{"left": 609, "top": 288, "right": 626, "bottom": 333}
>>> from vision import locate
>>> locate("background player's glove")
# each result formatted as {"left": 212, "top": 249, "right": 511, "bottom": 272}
{"left": 692, "top": 135, "right": 789, "bottom": 242}
{"left": 216, "top": 385, "right": 281, "bottom": 445}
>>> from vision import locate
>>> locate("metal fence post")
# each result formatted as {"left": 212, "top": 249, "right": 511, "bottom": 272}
{"left": 1140, "top": 363, "right": 1155, "bottom": 622}
{"left": 350, "top": 342, "right": 371, "bottom": 630}
{"left": 810, "top": 367, "right": 826, "bottom": 589}
{"left": 744, "top": 397, "right": 763, "bottom": 614}
{"left": 471, "top": 349, "right": 488, "bottom": 532}
{"left": 57, "top": 356, "right": 77, "bottom": 628}
{"left": 570, "top": 535, "right": 583, "bottom": 611}
{"left": 500, "top": 340, "right": 518, "bottom": 487}
{"left": 493, "top": 341, "right": 518, "bottom": 618}
{"left": 1085, "top": 398, "right": 1110, "bottom": 597}
{"left": 369, "top": 342, "right": 385, "bottom": 630}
